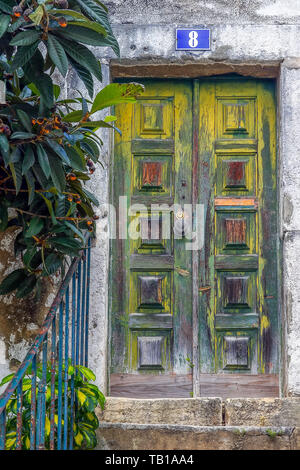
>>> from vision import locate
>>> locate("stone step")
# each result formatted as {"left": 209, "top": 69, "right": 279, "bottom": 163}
{"left": 97, "top": 397, "right": 300, "bottom": 427}
{"left": 96, "top": 423, "right": 298, "bottom": 450}
{"left": 96, "top": 397, "right": 300, "bottom": 450}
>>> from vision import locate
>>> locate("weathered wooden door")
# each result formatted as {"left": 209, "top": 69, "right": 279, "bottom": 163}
{"left": 110, "top": 77, "right": 279, "bottom": 397}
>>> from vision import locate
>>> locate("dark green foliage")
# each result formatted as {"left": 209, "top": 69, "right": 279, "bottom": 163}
{"left": 0, "top": 0, "right": 144, "bottom": 298}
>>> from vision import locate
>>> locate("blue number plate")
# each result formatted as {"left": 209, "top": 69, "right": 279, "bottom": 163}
{"left": 176, "top": 28, "right": 210, "bottom": 51}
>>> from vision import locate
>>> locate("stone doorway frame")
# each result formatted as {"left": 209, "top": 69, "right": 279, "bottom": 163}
{"left": 108, "top": 58, "right": 287, "bottom": 397}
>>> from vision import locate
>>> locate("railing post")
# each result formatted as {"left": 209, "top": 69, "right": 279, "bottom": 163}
{"left": 0, "top": 235, "right": 92, "bottom": 451}
{"left": 85, "top": 238, "right": 91, "bottom": 367}
{"left": 57, "top": 302, "right": 64, "bottom": 450}
{"left": 50, "top": 319, "right": 56, "bottom": 451}
{"left": 69, "top": 273, "right": 77, "bottom": 450}
{"left": 63, "top": 288, "right": 70, "bottom": 450}
{"left": 0, "top": 409, "right": 6, "bottom": 450}
{"left": 30, "top": 356, "right": 37, "bottom": 450}
{"left": 16, "top": 380, "right": 23, "bottom": 450}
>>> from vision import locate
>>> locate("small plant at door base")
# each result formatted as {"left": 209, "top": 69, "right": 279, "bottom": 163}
{"left": 265, "top": 429, "right": 283, "bottom": 439}
{"left": 185, "top": 356, "right": 194, "bottom": 369}
{"left": 0, "top": 0, "right": 144, "bottom": 298}
{"left": 0, "top": 363, "right": 105, "bottom": 449}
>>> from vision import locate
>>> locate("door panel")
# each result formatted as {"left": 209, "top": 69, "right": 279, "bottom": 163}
{"left": 198, "top": 78, "right": 278, "bottom": 376}
{"left": 110, "top": 80, "right": 193, "bottom": 380}
{"left": 110, "top": 77, "right": 278, "bottom": 396}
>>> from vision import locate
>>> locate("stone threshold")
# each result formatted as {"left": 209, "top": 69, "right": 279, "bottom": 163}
{"left": 97, "top": 397, "right": 300, "bottom": 427}
{"left": 96, "top": 423, "right": 298, "bottom": 450}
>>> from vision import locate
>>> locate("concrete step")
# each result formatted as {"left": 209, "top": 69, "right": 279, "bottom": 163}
{"left": 96, "top": 397, "right": 300, "bottom": 450}
{"left": 96, "top": 423, "right": 298, "bottom": 450}
{"left": 97, "top": 397, "right": 300, "bottom": 427}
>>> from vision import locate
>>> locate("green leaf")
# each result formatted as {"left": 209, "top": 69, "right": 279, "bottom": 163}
{"left": 9, "top": 162, "right": 22, "bottom": 195}
{"left": 38, "top": 193, "right": 57, "bottom": 225}
{"left": 104, "top": 115, "right": 117, "bottom": 122}
{"left": 74, "top": 431, "right": 84, "bottom": 446}
{"left": 49, "top": 8, "right": 105, "bottom": 27}
{"left": 57, "top": 36, "right": 102, "bottom": 82}
{"left": 15, "top": 275, "right": 37, "bottom": 298}
{"left": 91, "top": 83, "right": 144, "bottom": 114}
{"left": 63, "top": 221, "right": 85, "bottom": 242}
{"left": 47, "top": 152, "right": 66, "bottom": 192}
{"left": 0, "top": 269, "right": 27, "bottom": 295}
{"left": 55, "top": 194, "right": 66, "bottom": 218}
{"left": 62, "top": 110, "right": 83, "bottom": 122}
{"left": 65, "top": 146, "right": 86, "bottom": 171}
{"left": 50, "top": 237, "right": 82, "bottom": 255}
{"left": 0, "top": 373, "right": 15, "bottom": 387}
{"left": 0, "top": 14, "right": 10, "bottom": 39}
{"left": 8, "top": 16, "right": 25, "bottom": 33}
{"left": 17, "top": 109, "right": 32, "bottom": 133}
{"left": 10, "top": 132, "right": 35, "bottom": 140}
{"left": 53, "top": 84, "right": 61, "bottom": 99}
{"left": 76, "top": 390, "right": 87, "bottom": 406}
{"left": 77, "top": 366, "right": 96, "bottom": 382}
{"left": 29, "top": 5, "right": 44, "bottom": 25}
{"left": 74, "top": 0, "right": 119, "bottom": 55}
{"left": 82, "top": 138, "right": 99, "bottom": 160}
{"left": 11, "top": 42, "right": 39, "bottom": 70}
{"left": 74, "top": 0, "right": 110, "bottom": 31}
{"left": 66, "top": 19, "right": 106, "bottom": 36}
{"left": 23, "top": 246, "right": 37, "bottom": 267}
{"left": 36, "top": 144, "right": 51, "bottom": 179}
{"left": 0, "top": 202, "right": 8, "bottom": 231}
{"left": 0, "top": 134, "right": 10, "bottom": 166}
{"left": 25, "top": 217, "right": 44, "bottom": 238}
{"left": 47, "top": 34, "right": 69, "bottom": 77}
{"left": 24, "top": 51, "right": 54, "bottom": 110}
{"left": 43, "top": 253, "right": 62, "bottom": 275}
{"left": 10, "top": 31, "right": 41, "bottom": 46}
{"left": 78, "top": 120, "right": 121, "bottom": 135}
{"left": 22, "top": 146, "right": 35, "bottom": 175}
{"left": 46, "top": 139, "right": 70, "bottom": 165}
{"left": 82, "top": 188, "right": 99, "bottom": 207}
{"left": 33, "top": 73, "right": 54, "bottom": 109}
{"left": 54, "top": 25, "right": 110, "bottom": 47}
{"left": 92, "top": 0, "right": 108, "bottom": 12}
{"left": 50, "top": 9, "right": 106, "bottom": 34}
{"left": 32, "top": 162, "right": 49, "bottom": 188}
{"left": 25, "top": 170, "right": 35, "bottom": 205}
{"left": 68, "top": 57, "right": 93, "bottom": 98}
{"left": 0, "top": 1, "right": 12, "bottom": 14}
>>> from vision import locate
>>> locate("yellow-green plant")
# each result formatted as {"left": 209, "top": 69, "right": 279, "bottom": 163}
{"left": 0, "top": 363, "right": 105, "bottom": 449}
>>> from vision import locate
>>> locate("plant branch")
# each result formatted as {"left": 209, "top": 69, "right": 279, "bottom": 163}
{"left": 15, "top": 208, "right": 88, "bottom": 222}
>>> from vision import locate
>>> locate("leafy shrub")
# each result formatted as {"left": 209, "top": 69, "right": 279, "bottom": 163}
{"left": 0, "top": 363, "right": 105, "bottom": 450}
{"left": 0, "top": 0, "right": 144, "bottom": 298}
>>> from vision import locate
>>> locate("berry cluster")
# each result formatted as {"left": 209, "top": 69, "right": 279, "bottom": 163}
{"left": 67, "top": 193, "right": 81, "bottom": 204}
{"left": 32, "top": 115, "right": 68, "bottom": 135}
{"left": 54, "top": 0, "right": 69, "bottom": 8}
{"left": 12, "top": 3, "right": 33, "bottom": 22}
{"left": 0, "top": 120, "right": 11, "bottom": 137}
{"left": 57, "top": 17, "right": 67, "bottom": 28}
{"left": 12, "top": 1, "right": 69, "bottom": 26}
{"left": 86, "top": 159, "right": 96, "bottom": 174}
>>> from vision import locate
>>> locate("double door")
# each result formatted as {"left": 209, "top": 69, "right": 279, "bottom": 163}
{"left": 110, "top": 77, "right": 279, "bottom": 397}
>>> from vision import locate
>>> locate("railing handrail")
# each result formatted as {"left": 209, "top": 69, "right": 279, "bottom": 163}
{"left": 0, "top": 242, "right": 89, "bottom": 415}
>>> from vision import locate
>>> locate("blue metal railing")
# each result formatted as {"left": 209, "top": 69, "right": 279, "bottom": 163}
{"left": 0, "top": 237, "right": 91, "bottom": 450}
